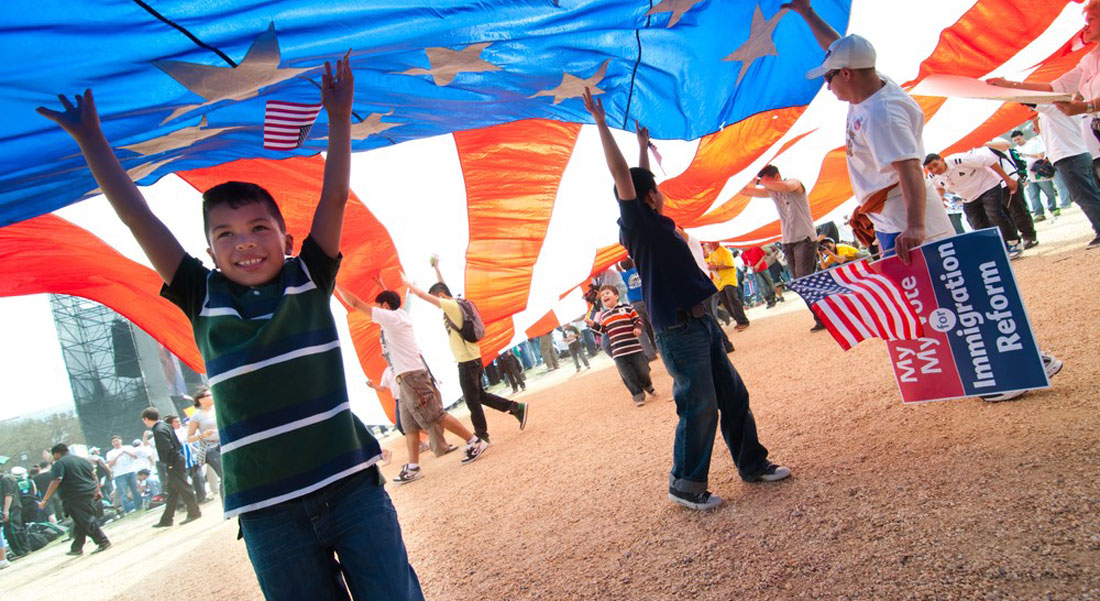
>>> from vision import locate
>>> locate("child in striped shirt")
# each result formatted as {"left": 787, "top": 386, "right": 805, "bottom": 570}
{"left": 39, "top": 56, "right": 423, "bottom": 600}
{"left": 587, "top": 286, "right": 656, "bottom": 406}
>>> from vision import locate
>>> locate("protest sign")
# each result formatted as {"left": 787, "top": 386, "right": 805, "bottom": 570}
{"left": 875, "top": 229, "right": 1048, "bottom": 403}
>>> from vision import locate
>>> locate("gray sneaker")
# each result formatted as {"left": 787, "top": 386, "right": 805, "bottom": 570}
{"left": 748, "top": 463, "right": 792, "bottom": 482}
{"left": 669, "top": 488, "right": 722, "bottom": 510}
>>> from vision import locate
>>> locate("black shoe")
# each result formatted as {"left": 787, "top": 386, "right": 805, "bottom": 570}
{"left": 180, "top": 514, "right": 201, "bottom": 525}
{"left": 65, "top": 550, "right": 84, "bottom": 557}
{"left": 810, "top": 323, "right": 827, "bottom": 332}
{"left": 515, "top": 403, "right": 529, "bottom": 430}
{"left": 1088, "top": 236, "right": 1100, "bottom": 250}
{"left": 723, "top": 342, "right": 734, "bottom": 353}
{"left": 91, "top": 542, "right": 112, "bottom": 554}
{"left": 1023, "top": 238, "right": 1039, "bottom": 249}
{"left": 152, "top": 521, "right": 172, "bottom": 528}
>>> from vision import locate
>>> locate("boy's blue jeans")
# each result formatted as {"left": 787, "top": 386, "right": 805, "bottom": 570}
{"left": 655, "top": 313, "right": 770, "bottom": 494}
{"left": 239, "top": 467, "right": 424, "bottom": 601}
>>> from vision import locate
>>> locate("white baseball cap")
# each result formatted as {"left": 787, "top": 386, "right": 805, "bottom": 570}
{"left": 806, "top": 34, "right": 877, "bottom": 79}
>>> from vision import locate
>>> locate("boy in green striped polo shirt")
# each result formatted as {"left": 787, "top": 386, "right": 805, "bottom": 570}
{"left": 39, "top": 56, "right": 424, "bottom": 600}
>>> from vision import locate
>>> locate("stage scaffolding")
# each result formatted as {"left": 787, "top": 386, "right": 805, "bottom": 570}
{"left": 48, "top": 294, "right": 203, "bottom": 448}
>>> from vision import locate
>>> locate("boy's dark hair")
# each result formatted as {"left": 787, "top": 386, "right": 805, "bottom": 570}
{"left": 39, "top": 461, "right": 50, "bottom": 469}
{"left": 599, "top": 285, "right": 620, "bottom": 296}
{"left": 376, "top": 290, "right": 402, "bottom": 310}
{"left": 110, "top": 435, "right": 121, "bottom": 442}
{"left": 615, "top": 167, "right": 658, "bottom": 203}
{"left": 29, "top": 466, "right": 40, "bottom": 476}
{"left": 165, "top": 414, "right": 178, "bottom": 424}
{"left": 1010, "top": 130, "right": 1024, "bottom": 137}
{"left": 923, "top": 153, "right": 942, "bottom": 166}
{"left": 618, "top": 258, "right": 634, "bottom": 270}
{"left": 141, "top": 407, "right": 160, "bottom": 421}
{"left": 428, "top": 282, "right": 452, "bottom": 297}
{"left": 202, "top": 182, "right": 286, "bottom": 236}
{"left": 50, "top": 443, "right": 68, "bottom": 456}
{"left": 137, "top": 469, "right": 150, "bottom": 477}
{"left": 757, "top": 164, "right": 780, "bottom": 178}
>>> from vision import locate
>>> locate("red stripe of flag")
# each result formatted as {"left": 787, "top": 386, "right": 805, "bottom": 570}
{"left": 832, "top": 264, "right": 894, "bottom": 339}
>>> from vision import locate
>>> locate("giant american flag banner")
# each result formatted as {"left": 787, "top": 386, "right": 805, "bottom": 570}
{"left": 0, "top": 0, "right": 1089, "bottom": 423}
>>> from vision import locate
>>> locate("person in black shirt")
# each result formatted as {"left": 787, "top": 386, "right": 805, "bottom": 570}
{"left": 37, "top": 444, "right": 110, "bottom": 556}
{"left": 32, "top": 462, "right": 62, "bottom": 524}
{"left": 142, "top": 407, "right": 201, "bottom": 527}
{"left": 1, "top": 471, "right": 28, "bottom": 557}
{"left": 583, "top": 87, "right": 791, "bottom": 511}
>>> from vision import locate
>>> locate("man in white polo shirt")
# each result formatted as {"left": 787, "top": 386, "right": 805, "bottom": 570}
{"left": 923, "top": 147, "right": 1024, "bottom": 258}
{"left": 786, "top": 0, "right": 954, "bottom": 264}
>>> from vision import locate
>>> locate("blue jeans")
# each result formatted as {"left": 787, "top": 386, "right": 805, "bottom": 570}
{"left": 113, "top": 472, "right": 141, "bottom": 513}
{"left": 239, "top": 468, "right": 424, "bottom": 601}
{"left": 1026, "top": 179, "right": 1057, "bottom": 215}
{"left": 1053, "top": 152, "right": 1100, "bottom": 236}
{"left": 655, "top": 314, "right": 770, "bottom": 494}
{"left": 1053, "top": 171, "right": 1072, "bottom": 208}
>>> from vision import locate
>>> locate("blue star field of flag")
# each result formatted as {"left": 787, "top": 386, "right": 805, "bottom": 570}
{"left": 787, "top": 270, "right": 851, "bottom": 306}
{"left": 1, "top": 0, "right": 850, "bottom": 226}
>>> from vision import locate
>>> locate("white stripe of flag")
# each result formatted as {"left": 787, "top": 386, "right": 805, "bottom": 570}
{"left": 264, "top": 100, "right": 322, "bottom": 151}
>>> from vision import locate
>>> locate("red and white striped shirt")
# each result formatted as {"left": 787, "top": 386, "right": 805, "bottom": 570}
{"left": 592, "top": 303, "right": 644, "bottom": 358}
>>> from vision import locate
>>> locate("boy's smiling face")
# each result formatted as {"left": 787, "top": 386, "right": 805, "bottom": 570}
{"left": 600, "top": 289, "right": 619, "bottom": 308}
{"left": 206, "top": 201, "right": 293, "bottom": 287}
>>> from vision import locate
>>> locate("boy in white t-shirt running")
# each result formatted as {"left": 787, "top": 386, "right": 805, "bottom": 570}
{"left": 339, "top": 287, "right": 488, "bottom": 483}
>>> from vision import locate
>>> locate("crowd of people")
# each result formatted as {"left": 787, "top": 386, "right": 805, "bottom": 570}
{"left": 0, "top": 391, "right": 226, "bottom": 566}
{"left": 13, "top": 0, "right": 1098, "bottom": 597}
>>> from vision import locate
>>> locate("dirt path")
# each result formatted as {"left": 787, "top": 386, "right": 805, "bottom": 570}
{"left": 4, "top": 210, "right": 1098, "bottom": 601}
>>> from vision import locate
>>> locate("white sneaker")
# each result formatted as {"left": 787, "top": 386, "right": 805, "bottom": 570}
{"left": 0, "top": 559, "right": 10, "bottom": 569}
{"left": 1041, "top": 352, "right": 1063, "bottom": 378}
{"left": 982, "top": 351, "right": 1063, "bottom": 402}
{"left": 393, "top": 464, "right": 423, "bottom": 484}
{"left": 1007, "top": 244, "right": 1023, "bottom": 260}
{"left": 461, "top": 438, "right": 490, "bottom": 464}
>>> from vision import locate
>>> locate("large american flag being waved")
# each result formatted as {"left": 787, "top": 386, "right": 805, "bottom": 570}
{"left": 788, "top": 260, "right": 923, "bottom": 351}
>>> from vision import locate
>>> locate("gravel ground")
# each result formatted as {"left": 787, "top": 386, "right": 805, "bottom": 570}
{"left": 4, "top": 210, "right": 1097, "bottom": 601}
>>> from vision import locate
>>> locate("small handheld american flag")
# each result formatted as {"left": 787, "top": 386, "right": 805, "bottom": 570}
{"left": 264, "top": 101, "right": 322, "bottom": 150}
{"left": 788, "top": 259, "right": 923, "bottom": 350}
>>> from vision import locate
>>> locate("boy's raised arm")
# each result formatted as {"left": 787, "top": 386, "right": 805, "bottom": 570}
{"left": 335, "top": 287, "right": 371, "bottom": 314}
{"left": 310, "top": 54, "right": 354, "bottom": 258}
{"left": 400, "top": 272, "right": 442, "bottom": 308}
{"left": 37, "top": 90, "right": 186, "bottom": 284}
{"left": 636, "top": 122, "right": 651, "bottom": 172}
{"left": 583, "top": 88, "right": 635, "bottom": 201}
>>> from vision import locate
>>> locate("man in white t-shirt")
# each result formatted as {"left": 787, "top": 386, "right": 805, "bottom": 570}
{"left": 338, "top": 286, "right": 487, "bottom": 484}
{"left": 105, "top": 436, "right": 142, "bottom": 514}
{"left": 787, "top": 1, "right": 954, "bottom": 264}
{"left": 1024, "top": 103, "right": 1100, "bottom": 248}
{"left": 923, "top": 147, "right": 1025, "bottom": 256}
{"left": 1011, "top": 130, "right": 1059, "bottom": 219}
